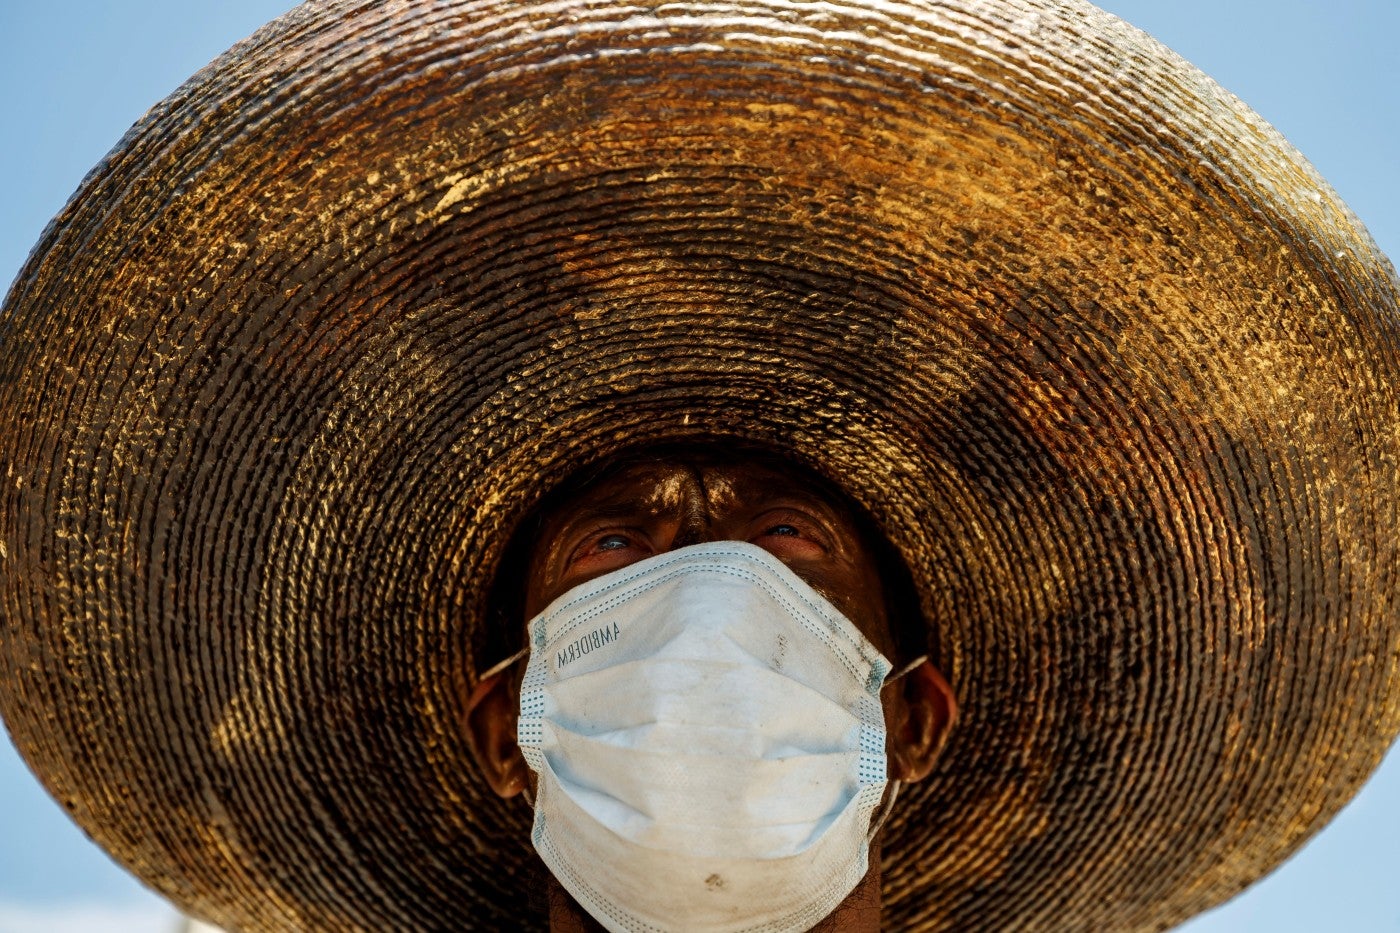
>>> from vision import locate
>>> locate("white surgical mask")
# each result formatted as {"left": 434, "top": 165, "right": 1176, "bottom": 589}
{"left": 514, "top": 541, "right": 903, "bottom": 933}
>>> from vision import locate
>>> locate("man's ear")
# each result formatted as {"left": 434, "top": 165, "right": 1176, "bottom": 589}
{"left": 463, "top": 668, "right": 531, "bottom": 798}
{"left": 888, "top": 661, "right": 957, "bottom": 783}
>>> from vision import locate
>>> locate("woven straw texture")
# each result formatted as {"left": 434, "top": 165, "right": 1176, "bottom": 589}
{"left": 1, "top": 0, "right": 1398, "bottom": 929}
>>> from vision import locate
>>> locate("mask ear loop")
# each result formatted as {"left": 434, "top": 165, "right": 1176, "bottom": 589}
{"left": 473, "top": 647, "right": 536, "bottom": 809}
{"left": 867, "top": 654, "right": 930, "bottom": 842}
{"left": 477, "top": 645, "right": 530, "bottom": 683}
{"left": 884, "top": 654, "right": 929, "bottom": 686}
{"left": 867, "top": 780, "right": 901, "bottom": 843}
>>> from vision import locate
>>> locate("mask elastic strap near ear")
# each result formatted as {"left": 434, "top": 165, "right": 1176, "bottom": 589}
{"left": 475, "top": 646, "right": 536, "bottom": 809}
{"left": 477, "top": 645, "right": 530, "bottom": 683}
{"left": 882, "top": 654, "right": 929, "bottom": 691}
{"left": 867, "top": 655, "right": 927, "bottom": 840}
{"left": 867, "top": 779, "right": 901, "bottom": 842}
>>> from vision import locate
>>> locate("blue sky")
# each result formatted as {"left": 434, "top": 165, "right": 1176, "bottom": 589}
{"left": 1, "top": 2, "right": 1396, "bottom": 931}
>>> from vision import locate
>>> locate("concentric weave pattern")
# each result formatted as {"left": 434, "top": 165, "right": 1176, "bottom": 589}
{"left": 1, "top": 0, "right": 1398, "bottom": 929}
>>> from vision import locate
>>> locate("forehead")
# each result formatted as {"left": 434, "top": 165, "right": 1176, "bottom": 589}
{"left": 537, "top": 455, "right": 857, "bottom": 526}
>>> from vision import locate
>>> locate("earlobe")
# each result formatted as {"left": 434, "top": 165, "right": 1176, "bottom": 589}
{"left": 463, "top": 668, "right": 532, "bottom": 798}
{"left": 889, "top": 661, "right": 957, "bottom": 783}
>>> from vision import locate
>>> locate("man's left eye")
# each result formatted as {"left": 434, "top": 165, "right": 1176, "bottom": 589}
{"left": 751, "top": 514, "right": 827, "bottom": 560}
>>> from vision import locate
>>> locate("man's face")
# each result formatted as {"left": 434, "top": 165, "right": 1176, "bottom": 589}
{"left": 522, "top": 454, "right": 901, "bottom": 662}
{"left": 465, "top": 450, "right": 956, "bottom": 931}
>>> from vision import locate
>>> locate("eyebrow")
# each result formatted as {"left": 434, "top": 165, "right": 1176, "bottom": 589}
{"left": 562, "top": 501, "right": 660, "bottom": 526}
{"left": 753, "top": 493, "right": 846, "bottom": 518}
{"left": 541, "top": 493, "right": 684, "bottom": 549}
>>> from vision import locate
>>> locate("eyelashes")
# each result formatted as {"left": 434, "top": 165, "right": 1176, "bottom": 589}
{"left": 593, "top": 532, "right": 636, "bottom": 552}
{"left": 751, "top": 507, "right": 832, "bottom": 549}
{"left": 572, "top": 526, "right": 650, "bottom": 556}
{"left": 750, "top": 512, "right": 828, "bottom": 561}
{"left": 561, "top": 510, "right": 831, "bottom": 574}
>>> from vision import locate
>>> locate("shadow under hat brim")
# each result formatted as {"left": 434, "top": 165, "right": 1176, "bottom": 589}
{"left": 1, "top": 0, "right": 1399, "bottom": 929}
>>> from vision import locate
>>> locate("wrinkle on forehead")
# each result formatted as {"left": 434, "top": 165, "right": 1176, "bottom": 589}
{"left": 697, "top": 467, "right": 735, "bottom": 512}
{"left": 668, "top": 465, "right": 712, "bottom": 544}
{"left": 696, "top": 463, "right": 853, "bottom": 532}
{"left": 566, "top": 463, "right": 701, "bottom": 521}
{"left": 651, "top": 467, "right": 702, "bottom": 519}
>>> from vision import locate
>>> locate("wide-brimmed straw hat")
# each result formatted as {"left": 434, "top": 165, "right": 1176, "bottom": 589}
{"left": 2, "top": 0, "right": 1398, "bottom": 929}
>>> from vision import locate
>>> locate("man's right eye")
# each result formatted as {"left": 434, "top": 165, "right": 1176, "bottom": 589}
{"left": 564, "top": 528, "right": 653, "bottom": 576}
